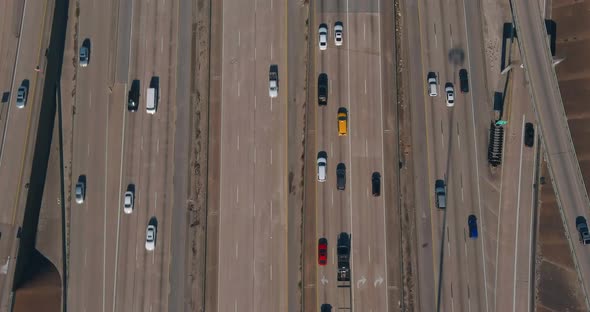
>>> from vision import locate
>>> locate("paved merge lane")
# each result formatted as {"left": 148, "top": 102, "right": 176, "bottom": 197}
{"left": 0, "top": 0, "right": 53, "bottom": 307}
{"left": 217, "top": 0, "right": 288, "bottom": 310}
{"left": 512, "top": 0, "right": 590, "bottom": 307}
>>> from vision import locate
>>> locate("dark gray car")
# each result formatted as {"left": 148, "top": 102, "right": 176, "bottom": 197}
{"left": 337, "top": 163, "right": 346, "bottom": 190}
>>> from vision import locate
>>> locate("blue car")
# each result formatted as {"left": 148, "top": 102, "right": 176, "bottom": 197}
{"left": 468, "top": 215, "right": 478, "bottom": 239}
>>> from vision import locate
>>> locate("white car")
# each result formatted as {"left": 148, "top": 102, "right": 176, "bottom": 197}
{"left": 319, "top": 24, "right": 328, "bottom": 51}
{"left": 145, "top": 224, "right": 157, "bottom": 251}
{"left": 79, "top": 46, "right": 89, "bottom": 67}
{"left": 16, "top": 85, "right": 27, "bottom": 109}
{"left": 317, "top": 152, "right": 327, "bottom": 182}
{"left": 334, "top": 22, "right": 343, "bottom": 46}
{"left": 123, "top": 190, "right": 134, "bottom": 214}
{"left": 445, "top": 83, "right": 455, "bottom": 107}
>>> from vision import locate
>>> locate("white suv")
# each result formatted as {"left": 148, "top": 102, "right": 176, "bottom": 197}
{"left": 319, "top": 24, "right": 328, "bottom": 51}
{"left": 334, "top": 22, "right": 343, "bottom": 46}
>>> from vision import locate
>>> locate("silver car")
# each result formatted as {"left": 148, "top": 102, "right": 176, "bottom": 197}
{"left": 75, "top": 177, "right": 85, "bottom": 204}
{"left": 145, "top": 225, "right": 157, "bottom": 251}
{"left": 79, "top": 46, "right": 89, "bottom": 67}
{"left": 16, "top": 86, "right": 27, "bottom": 109}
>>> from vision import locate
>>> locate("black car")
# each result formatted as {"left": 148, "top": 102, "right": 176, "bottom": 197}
{"left": 524, "top": 122, "right": 534, "bottom": 147}
{"left": 320, "top": 304, "right": 332, "bottom": 312}
{"left": 459, "top": 69, "right": 469, "bottom": 93}
{"left": 318, "top": 73, "right": 328, "bottom": 106}
{"left": 371, "top": 172, "right": 381, "bottom": 196}
{"left": 336, "top": 163, "right": 346, "bottom": 190}
{"left": 128, "top": 80, "right": 140, "bottom": 112}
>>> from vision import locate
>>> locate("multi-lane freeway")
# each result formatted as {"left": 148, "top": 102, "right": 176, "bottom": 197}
{"left": 0, "top": 0, "right": 588, "bottom": 311}
{"left": 311, "top": 0, "right": 392, "bottom": 311}
{"left": 67, "top": 0, "right": 189, "bottom": 311}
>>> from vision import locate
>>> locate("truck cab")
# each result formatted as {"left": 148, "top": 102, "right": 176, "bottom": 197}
{"left": 435, "top": 179, "right": 446, "bottom": 209}
{"left": 269, "top": 65, "right": 278, "bottom": 98}
{"left": 337, "top": 232, "right": 351, "bottom": 281}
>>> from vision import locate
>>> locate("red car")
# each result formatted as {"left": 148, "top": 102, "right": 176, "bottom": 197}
{"left": 318, "top": 238, "right": 328, "bottom": 265}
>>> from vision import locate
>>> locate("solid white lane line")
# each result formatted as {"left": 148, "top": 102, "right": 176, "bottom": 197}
{"left": 512, "top": 116, "right": 526, "bottom": 312}
{"left": 331, "top": 190, "right": 334, "bottom": 207}
{"left": 527, "top": 128, "right": 537, "bottom": 312}
{"left": 330, "top": 79, "right": 333, "bottom": 95}
{"left": 102, "top": 80, "right": 112, "bottom": 312}
{"left": 111, "top": 85, "right": 128, "bottom": 312}
{"left": 449, "top": 24, "right": 454, "bottom": 46}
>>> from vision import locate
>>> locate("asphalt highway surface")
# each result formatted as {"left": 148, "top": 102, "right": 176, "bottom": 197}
{"left": 215, "top": 0, "right": 289, "bottom": 310}
{"left": 312, "top": 0, "right": 391, "bottom": 311}
{"left": 512, "top": 0, "right": 590, "bottom": 308}
{"left": 0, "top": 0, "right": 53, "bottom": 308}
{"left": 67, "top": 0, "right": 183, "bottom": 310}
{"left": 400, "top": 0, "right": 533, "bottom": 310}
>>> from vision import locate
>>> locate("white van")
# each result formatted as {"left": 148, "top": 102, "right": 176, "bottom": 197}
{"left": 146, "top": 87, "right": 157, "bottom": 114}
{"left": 427, "top": 72, "right": 438, "bottom": 97}
{"left": 317, "top": 153, "right": 327, "bottom": 182}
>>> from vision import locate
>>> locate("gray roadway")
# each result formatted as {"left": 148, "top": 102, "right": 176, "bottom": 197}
{"left": 313, "top": 0, "right": 391, "bottom": 311}
{"left": 0, "top": 0, "right": 54, "bottom": 308}
{"left": 216, "top": 0, "right": 289, "bottom": 310}
{"left": 512, "top": 0, "right": 590, "bottom": 308}
{"left": 67, "top": 0, "right": 185, "bottom": 310}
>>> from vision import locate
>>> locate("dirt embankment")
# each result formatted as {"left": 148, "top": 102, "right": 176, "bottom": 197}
{"left": 534, "top": 1, "right": 590, "bottom": 311}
